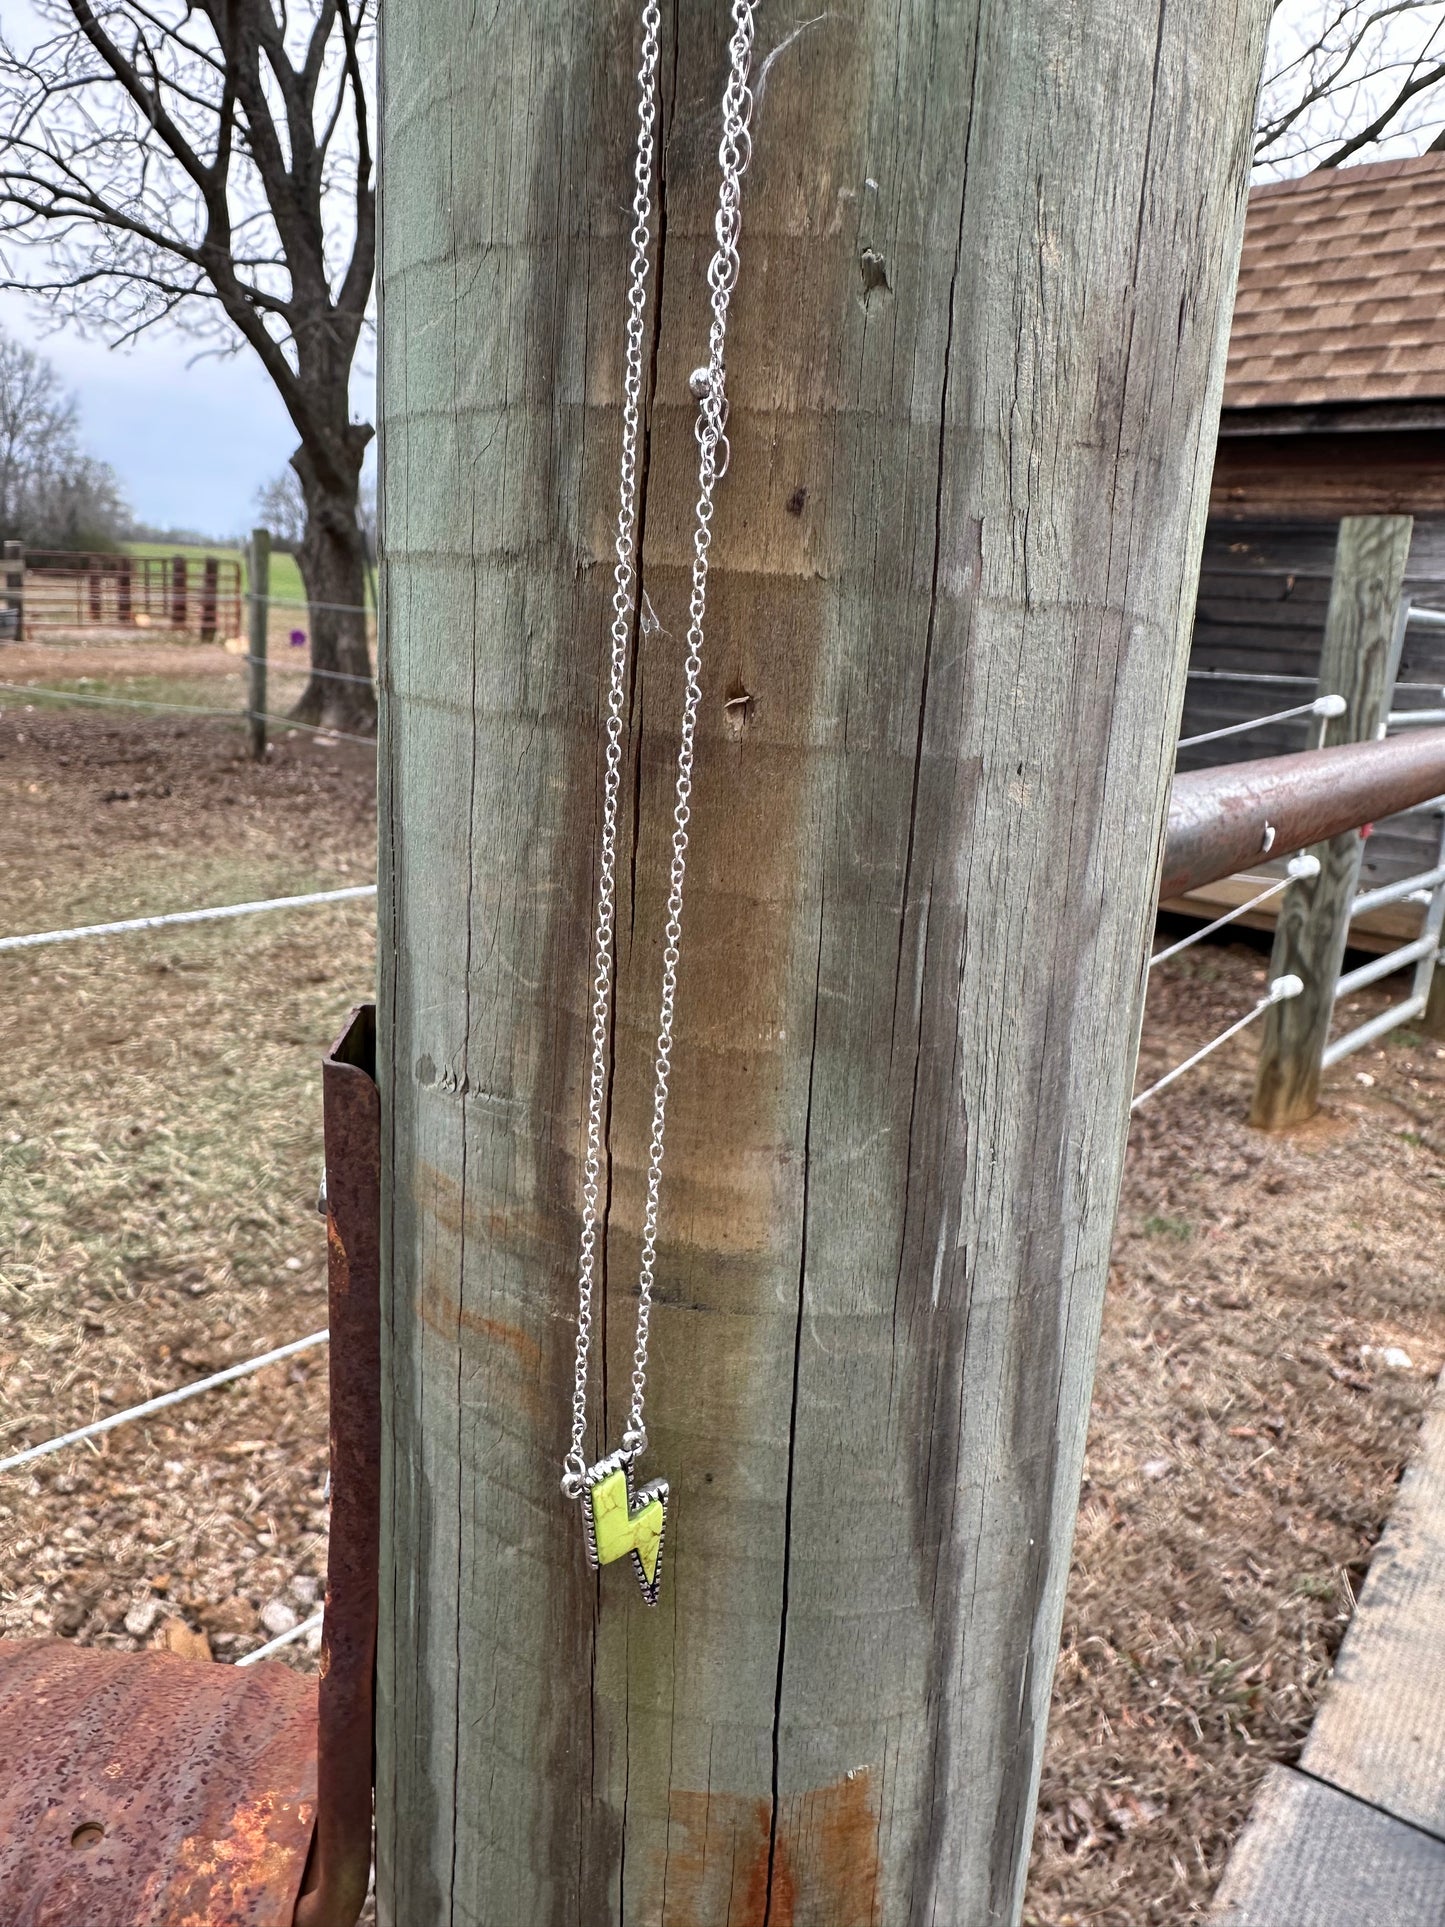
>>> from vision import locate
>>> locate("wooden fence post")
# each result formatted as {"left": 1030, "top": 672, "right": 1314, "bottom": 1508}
{"left": 2, "top": 541, "right": 23, "bottom": 642}
{"left": 375, "top": 4, "right": 1271, "bottom": 1921}
{"left": 1423, "top": 949, "right": 1445, "bottom": 1037}
{"left": 1250, "top": 515, "right": 1414, "bottom": 1130}
{"left": 200, "top": 555, "right": 219, "bottom": 642}
{"left": 170, "top": 553, "right": 188, "bottom": 631}
{"left": 246, "top": 529, "right": 269, "bottom": 762}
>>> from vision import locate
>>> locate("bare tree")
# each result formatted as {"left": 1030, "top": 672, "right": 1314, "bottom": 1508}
{"left": 0, "top": 326, "right": 127, "bottom": 548}
{"left": 254, "top": 464, "right": 307, "bottom": 549}
{"left": 1258, "top": 1, "right": 1445, "bottom": 174}
{"left": 0, "top": 2, "right": 375, "bottom": 731}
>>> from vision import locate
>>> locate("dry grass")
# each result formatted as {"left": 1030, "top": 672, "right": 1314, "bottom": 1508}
{"left": 2, "top": 701, "right": 1443, "bottom": 1925}
{"left": 0, "top": 700, "right": 374, "bottom": 1666}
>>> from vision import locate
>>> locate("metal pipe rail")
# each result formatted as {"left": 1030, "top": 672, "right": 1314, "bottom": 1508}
{"left": 1352, "top": 865, "right": 1445, "bottom": 920}
{"left": 1162, "top": 730, "right": 1445, "bottom": 1075}
{"left": 1165, "top": 602, "right": 1445, "bottom": 1091}
{"left": 1322, "top": 993, "right": 1429, "bottom": 1068}
{"left": 1161, "top": 727, "right": 1445, "bottom": 900}
{"left": 1334, "top": 932, "right": 1439, "bottom": 1002}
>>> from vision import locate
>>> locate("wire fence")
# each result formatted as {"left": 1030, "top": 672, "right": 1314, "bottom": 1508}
{"left": 0, "top": 678, "right": 377, "bottom": 747}
{"left": 235, "top": 1607, "right": 325, "bottom": 1666}
{"left": 244, "top": 593, "right": 373, "bottom": 617}
{"left": 1132, "top": 974, "right": 1304, "bottom": 1112}
{"left": 0, "top": 1331, "right": 331, "bottom": 1474}
{"left": 4, "top": 579, "right": 1435, "bottom": 1681}
{"left": 1150, "top": 854, "right": 1320, "bottom": 968}
{"left": 246, "top": 656, "right": 377, "bottom": 686}
{"left": 0, "top": 747, "right": 379, "bottom": 1665}
{"left": 0, "top": 550, "right": 379, "bottom": 774}
{"left": 1177, "top": 691, "right": 1345, "bottom": 752}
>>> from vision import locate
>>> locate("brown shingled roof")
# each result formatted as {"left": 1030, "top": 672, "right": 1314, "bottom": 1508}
{"left": 1224, "top": 153, "right": 1445, "bottom": 410}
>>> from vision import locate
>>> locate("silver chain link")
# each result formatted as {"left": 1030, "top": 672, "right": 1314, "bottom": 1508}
{"left": 564, "top": 2, "right": 760, "bottom": 1497}
{"left": 564, "top": 0, "right": 662, "bottom": 1497}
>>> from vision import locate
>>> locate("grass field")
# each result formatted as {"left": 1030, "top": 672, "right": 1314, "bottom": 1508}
{"left": 125, "top": 539, "right": 308, "bottom": 610}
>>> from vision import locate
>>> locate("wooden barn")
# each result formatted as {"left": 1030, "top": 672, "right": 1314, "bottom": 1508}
{"left": 1177, "top": 153, "right": 1445, "bottom": 938}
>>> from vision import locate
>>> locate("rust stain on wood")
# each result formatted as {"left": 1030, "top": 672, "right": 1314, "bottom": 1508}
{"left": 791, "top": 1767, "right": 882, "bottom": 1925}
{"left": 416, "top": 1278, "right": 546, "bottom": 1422}
{"left": 656, "top": 1771, "right": 879, "bottom": 1927}
{"left": 655, "top": 1788, "right": 768, "bottom": 1926}
{"left": 413, "top": 1158, "right": 555, "bottom": 1259}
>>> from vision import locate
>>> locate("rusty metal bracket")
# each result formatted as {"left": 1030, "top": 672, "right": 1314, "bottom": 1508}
{"left": 296, "top": 1003, "right": 380, "bottom": 1927}
{"left": 0, "top": 1004, "right": 380, "bottom": 1927}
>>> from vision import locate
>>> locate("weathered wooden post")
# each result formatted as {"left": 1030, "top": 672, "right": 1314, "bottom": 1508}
{"left": 246, "top": 529, "right": 269, "bottom": 762}
{"left": 116, "top": 555, "right": 133, "bottom": 626}
{"left": 1250, "top": 515, "right": 1413, "bottom": 1130}
{"left": 1423, "top": 950, "right": 1445, "bottom": 1037}
{"left": 2, "top": 541, "right": 23, "bottom": 642}
{"left": 170, "top": 552, "right": 188, "bottom": 631}
{"left": 376, "top": 3, "right": 1270, "bottom": 1921}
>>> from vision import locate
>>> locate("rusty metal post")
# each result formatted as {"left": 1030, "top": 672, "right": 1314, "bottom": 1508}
{"left": 2, "top": 541, "right": 23, "bottom": 642}
{"left": 0, "top": 1006, "right": 383, "bottom": 1927}
{"left": 200, "top": 555, "right": 219, "bottom": 641}
{"left": 293, "top": 1003, "right": 381, "bottom": 1927}
{"left": 248, "top": 529, "right": 270, "bottom": 761}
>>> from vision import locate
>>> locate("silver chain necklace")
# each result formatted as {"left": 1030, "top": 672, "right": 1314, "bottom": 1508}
{"left": 561, "top": 2, "right": 759, "bottom": 1606}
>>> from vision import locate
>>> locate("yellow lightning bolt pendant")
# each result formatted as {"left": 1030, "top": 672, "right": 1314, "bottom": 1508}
{"left": 581, "top": 1452, "right": 670, "bottom": 1606}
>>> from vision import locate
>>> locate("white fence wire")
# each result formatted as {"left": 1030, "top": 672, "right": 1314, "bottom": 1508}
{"left": 0, "top": 885, "right": 376, "bottom": 954}
{"left": 1150, "top": 853, "right": 1320, "bottom": 968}
{"left": 1132, "top": 975, "right": 1303, "bottom": 1112}
{"left": 235, "top": 1607, "right": 326, "bottom": 1667}
{"left": 1177, "top": 692, "right": 1345, "bottom": 751}
{"left": 0, "top": 1331, "right": 331, "bottom": 1475}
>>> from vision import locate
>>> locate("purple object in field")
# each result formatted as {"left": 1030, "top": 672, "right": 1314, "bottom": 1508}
{"left": 290, "top": 628, "right": 307, "bottom": 648}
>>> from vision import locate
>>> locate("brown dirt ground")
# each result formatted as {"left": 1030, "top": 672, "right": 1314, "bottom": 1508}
{"left": 0, "top": 698, "right": 375, "bottom": 1671}
{"left": 1026, "top": 933, "right": 1445, "bottom": 1924}
{"left": 0, "top": 624, "right": 376, "bottom": 736}
{"left": 2, "top": 697, "right": 1443, "bottom": 1923}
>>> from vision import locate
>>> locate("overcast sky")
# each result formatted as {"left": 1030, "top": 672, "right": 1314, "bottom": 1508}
{"left": 0, "top": 289, "right": 317, "bottom": 536}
